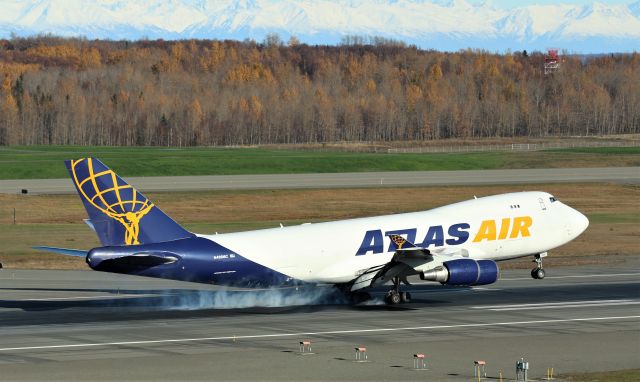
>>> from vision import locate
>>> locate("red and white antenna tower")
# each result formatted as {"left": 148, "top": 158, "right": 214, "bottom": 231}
{"left": 544, "top": 48, "right": 560, "bottom": 75}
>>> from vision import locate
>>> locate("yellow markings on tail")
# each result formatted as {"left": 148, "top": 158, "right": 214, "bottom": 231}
{"left": 70, "top": 158, "right": 154, "bottom": 245}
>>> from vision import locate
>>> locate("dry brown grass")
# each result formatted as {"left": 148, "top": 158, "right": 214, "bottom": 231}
{"left": 1, "top": 183, "right": 638, "bottom": 270}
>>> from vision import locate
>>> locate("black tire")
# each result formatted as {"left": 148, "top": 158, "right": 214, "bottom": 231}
{"left": 535, "top": 268, "right": 546, "bottom": 279}
{"left": 400, "top": 291, "right": 411, "bottom": 303}
{"left": 0, "top": 262, "right": 3, "bottom": 269}
{"left": 385, "top": 291, "right": 401, "bottom": 305}
{"left": 531, "top": 269, "right": 538, "bottom": 279}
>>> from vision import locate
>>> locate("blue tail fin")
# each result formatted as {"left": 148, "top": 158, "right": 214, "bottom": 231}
{"left": 65, "top": 158, "right": 194, "bottom": 247}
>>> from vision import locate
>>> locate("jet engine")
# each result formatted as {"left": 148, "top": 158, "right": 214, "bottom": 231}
{"left": 420, "top": 259, "right": 499, "bottom": 286}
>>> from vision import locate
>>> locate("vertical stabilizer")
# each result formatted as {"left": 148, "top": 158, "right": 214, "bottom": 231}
{"left": 65, "top": 158, "right": 194, "bottom": 246}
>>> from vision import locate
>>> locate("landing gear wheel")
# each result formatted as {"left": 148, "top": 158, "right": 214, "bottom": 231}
{"left": 531, "top": 253, "right": 546, "bottom": 280}
{"left": 385, "top": 291, "right": 402, "bottom": 305}
{"left": 384, "top": 276, "right": 412, "bottom": 305}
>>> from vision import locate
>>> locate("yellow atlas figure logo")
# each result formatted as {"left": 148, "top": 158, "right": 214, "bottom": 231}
{"left": 70, "top": 158, "right": 154, "bottom": 245}
{"left": 389, "top": 234, "right": 408, "bottom": 249}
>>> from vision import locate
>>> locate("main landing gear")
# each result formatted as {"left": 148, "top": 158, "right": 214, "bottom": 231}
{"left": 531, "top": 252, "right": 547, "bottom": 279}
{"left": 384, "top": 276, "right": 411, "bottom": 305}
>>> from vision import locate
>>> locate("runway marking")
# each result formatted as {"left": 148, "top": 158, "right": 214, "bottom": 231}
{"left": 6, "top": 294, "right": 159, "bottom": 302}
{"left": 487, "top": 302, "right": 640, "bottom": 311}
{"left": 0, "top": 315, "right": 638, "bottom": 353}
{"left": 500, "top": 272, "right": 640, "bottom": 281}
{"left": 473, "top": 299, "right": 631, "bottom": 308}
{"left": 472, "top": 299, "right": 640, "bottom": 311}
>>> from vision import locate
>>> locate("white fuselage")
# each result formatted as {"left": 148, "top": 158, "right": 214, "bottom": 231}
{"left": 204, "top": 191, "right": 589, "bottom": 284}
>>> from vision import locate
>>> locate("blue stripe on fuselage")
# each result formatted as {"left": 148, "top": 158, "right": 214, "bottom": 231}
{"left": 87, "top": 237, "right": 293, "bottom": 287}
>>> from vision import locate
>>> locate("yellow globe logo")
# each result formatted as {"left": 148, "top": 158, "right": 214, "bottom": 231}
{"left": 70, "top": 158, "right": 154, "bottom": 245}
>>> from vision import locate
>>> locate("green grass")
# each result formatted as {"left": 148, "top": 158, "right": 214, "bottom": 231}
{"left": 562, "top": 369, "right": 640, "bottom": 382}
{"left": 586, "top": 213, "right": 640, "bottom": 224}
{"left": 0, "top": 145, "right": 638, "bottom": 179}
{"left": 546, "top": 146, "right": 640, "bottom": 154}
{"left": 0, "top": 146, "right": 503, "bottom": 179}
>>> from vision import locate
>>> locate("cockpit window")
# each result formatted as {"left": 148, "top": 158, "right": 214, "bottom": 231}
{"left": 549, "top": 197, "right": 558, "bottom": 203}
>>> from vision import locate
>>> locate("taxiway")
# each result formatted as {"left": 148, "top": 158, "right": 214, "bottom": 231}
{"left": 2, "top": 166, "right": 639, "bottom": 194}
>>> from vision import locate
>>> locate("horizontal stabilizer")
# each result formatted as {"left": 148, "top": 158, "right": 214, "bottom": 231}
{"left": 89, "top": 252, "right": 179, "bottom": 271}
{"left": 100, "top": 254, "right": 177, "bottom": 268}
{"left": 33, "top": 246, "right": 88, "bottom": 257}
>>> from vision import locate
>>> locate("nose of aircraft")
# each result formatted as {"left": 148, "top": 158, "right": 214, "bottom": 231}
{"left": 572, "top": 209, "right": 589, "bottom": 236}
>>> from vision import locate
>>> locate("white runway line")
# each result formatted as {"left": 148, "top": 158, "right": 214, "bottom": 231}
{"left": 500, "top": 272, "right": 640, "bottom": 281}
{"left": 472, "top": 299, "right": 640, "bottom": 311}
{"left": 6, "top": 294, "right": 159, "bottom": 302}
{"left": 487, "top": 302, "right": 640, "bottom": 311}
{"left": 0, "top": 315, "right": 638, "bottom": 353}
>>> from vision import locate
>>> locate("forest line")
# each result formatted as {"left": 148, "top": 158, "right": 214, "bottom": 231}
{"left": 0, "top": 36, "right": 638, "bottom": 146}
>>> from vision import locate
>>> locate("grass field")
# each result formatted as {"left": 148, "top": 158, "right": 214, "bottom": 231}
{"left": 1, "top": 145, "right": 639, "bottom": 179}
{"left": 546, "top": 146, "right": 640, "bottom": 154}
{"left": 561, "top": 369, "right": 640, "bottom": 382}
{"left": 1, "top": 182, "right": 638, "bottom": 270}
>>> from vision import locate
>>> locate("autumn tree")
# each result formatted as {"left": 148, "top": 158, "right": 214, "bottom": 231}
{"left": 0, "top": 36, "right": 637, "bottom": 146}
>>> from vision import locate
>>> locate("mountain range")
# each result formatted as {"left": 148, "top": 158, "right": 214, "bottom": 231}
{"left": 1, "top": 0, "right": 639, "bottom": 53}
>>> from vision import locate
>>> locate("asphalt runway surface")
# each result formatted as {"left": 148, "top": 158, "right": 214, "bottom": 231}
{"left": 2, "top": 167, "right": 639, "bottom": 194}
{"left": 0, "top": 259, "right": 639, "bottom": 381}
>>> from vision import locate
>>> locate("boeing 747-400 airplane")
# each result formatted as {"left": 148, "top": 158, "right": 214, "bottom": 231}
{"left": 36, "top": 158, "right": 589, "bottom": 305}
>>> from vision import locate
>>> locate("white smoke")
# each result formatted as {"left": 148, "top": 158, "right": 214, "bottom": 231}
{"left": 160, "top": 285, "right": 368, "bottom": 310}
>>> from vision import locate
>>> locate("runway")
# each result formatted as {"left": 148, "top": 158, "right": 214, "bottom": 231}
{"left": 0, "top": 261, "right": 638, "bottom": 381}
{"left": 2, "top": 166, "right": 639, "bottom": 194}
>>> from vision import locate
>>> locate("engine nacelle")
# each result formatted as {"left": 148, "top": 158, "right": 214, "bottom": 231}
{"left": 420, "top": 259, "right": 499, "bottom": 286}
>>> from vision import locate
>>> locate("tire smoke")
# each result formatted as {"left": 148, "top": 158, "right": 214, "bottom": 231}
{"left": 162, "top": 286, "right": 357, "bottom": 310}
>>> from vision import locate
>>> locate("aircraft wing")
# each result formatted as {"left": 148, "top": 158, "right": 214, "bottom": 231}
{"left": 349, "top": 235, "right": 469, "bottom": 291}
{"left": 387, "top": 234, "right": 430, "bottom": 259}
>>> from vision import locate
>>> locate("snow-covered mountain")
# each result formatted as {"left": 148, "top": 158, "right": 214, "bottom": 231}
{"left": 0, "top": 0, "right": 638, "bottom": 53}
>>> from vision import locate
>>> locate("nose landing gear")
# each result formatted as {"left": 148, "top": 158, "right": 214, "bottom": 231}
{"left": 531, "top": 252, "right": 547, "bottom": 279}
